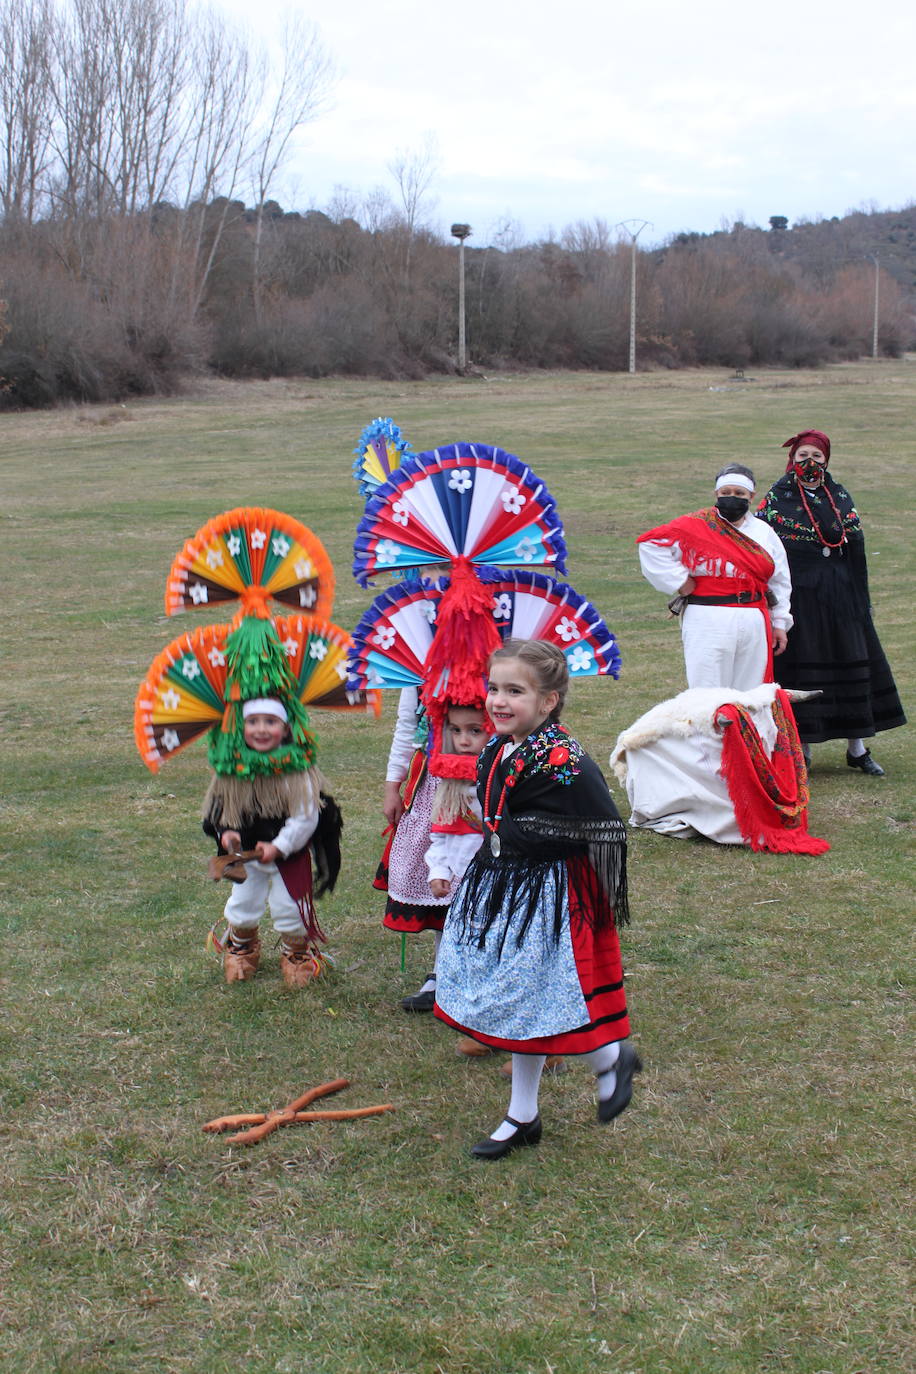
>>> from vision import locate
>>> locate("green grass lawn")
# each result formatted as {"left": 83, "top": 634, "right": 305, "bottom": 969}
{"left": 1, "top": 363, "right": 913, "bottom": 1373}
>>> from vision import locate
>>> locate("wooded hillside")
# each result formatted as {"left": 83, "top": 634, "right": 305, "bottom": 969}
{"left": 1, "top": 0, "right": 913, "bottom": 408}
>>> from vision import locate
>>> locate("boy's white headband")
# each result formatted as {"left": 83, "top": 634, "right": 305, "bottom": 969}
{"left": 242, "top": 698, "right": 288, "bottom": 723}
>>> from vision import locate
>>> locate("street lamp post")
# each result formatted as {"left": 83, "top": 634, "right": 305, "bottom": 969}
{"left": 451, "top": 223, "right": 472, "bottom": 371}
{"left": 617, "top": 219, "right": 651, "bottom": 374}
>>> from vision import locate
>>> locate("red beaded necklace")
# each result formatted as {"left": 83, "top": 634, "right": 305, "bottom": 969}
{"left": 795, "top": 474, "right": 846, "bottom": 550}
{"left": 483, "top": 742, "right": 511, "bottom": 856}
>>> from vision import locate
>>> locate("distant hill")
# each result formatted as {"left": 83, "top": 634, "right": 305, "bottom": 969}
{"left": 664, "top": 202, "right": 916, "bottom": 295}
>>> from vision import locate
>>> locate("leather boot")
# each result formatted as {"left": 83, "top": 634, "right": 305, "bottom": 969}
{"left": 279, "top": 936, "right": 318, "bottom": 988}
{"left": 224, "top": 927, "right": 261, "bottom": 982}
{"left": 454, "top": 1035, "right": 494, "bottom": 1058}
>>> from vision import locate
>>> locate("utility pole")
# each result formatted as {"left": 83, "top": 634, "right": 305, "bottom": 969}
{"left": 617, "top": 220, "right": 651, "bottom": 373}
{"left": 451, "top": 223, "right": 472, "bottom": 371}
{"left": 870, "top": 253, "right": 880, "bottom": 359}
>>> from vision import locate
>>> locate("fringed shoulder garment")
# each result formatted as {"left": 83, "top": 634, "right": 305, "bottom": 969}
{"left": 434, "top": 723, "right": 630, "bottom": 1055}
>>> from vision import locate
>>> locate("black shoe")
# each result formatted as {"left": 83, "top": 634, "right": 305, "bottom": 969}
{"left": 471, "top": 1114, "right": 542, "bottom": 1160}
{"left": 846, "top": 749, "right": 885, "bottom": 777}
{"left": 400, "top": 976, "right": 436, "bottom": 1013}
{"left": 596, "top": 1042, "right": 643, "bottom": 1124}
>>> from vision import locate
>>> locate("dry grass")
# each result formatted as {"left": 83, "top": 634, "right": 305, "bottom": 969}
{"left": 1, "top": 362, "right": 913, "bottom": 1373}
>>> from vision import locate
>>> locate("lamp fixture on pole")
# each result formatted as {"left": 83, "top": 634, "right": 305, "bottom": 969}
{"left": 616, "top": 220, "right": 651, "bottom": 374}
{"left": 451, "top": 223, "right": 472, "bottom": 372}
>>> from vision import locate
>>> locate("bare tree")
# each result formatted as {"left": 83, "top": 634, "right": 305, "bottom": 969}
{"left": 248, "top": 13, "right": 333, "bottom": 321}
{"left": 0, "top": 0, "right": 53, "bottom": 225}
{"left": 388, "top": 131, "right": 439, "bottom": 289}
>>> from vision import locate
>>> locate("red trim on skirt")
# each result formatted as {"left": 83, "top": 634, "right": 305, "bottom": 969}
{"left": 383, "top": 897, "right": 446, "bottom": 934}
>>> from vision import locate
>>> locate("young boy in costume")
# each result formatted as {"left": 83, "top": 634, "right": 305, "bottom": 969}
{"left": 203, "top": 696, "right": 326, "bottom": 985}
{"left": 134, "top": 506, "right": 355, "bottom": 989}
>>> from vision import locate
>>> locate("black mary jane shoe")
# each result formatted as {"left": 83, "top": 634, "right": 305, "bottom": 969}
{"left": 596, "top": 1042, "right": 643, "bottom": 1124}
{"left": 846, "top": 749, "right": 885, "bottom": 777}
{"left": 400, "top": 977, "right": 436, "bottom": 1013}
{"left": 471, "top": 1114, "right": 542, "bottom": 1161}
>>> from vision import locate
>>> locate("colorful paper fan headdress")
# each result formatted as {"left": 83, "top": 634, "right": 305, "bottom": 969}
{"left": 135, "top": 507, "right": 380, "bottom": 775}
{"left": 165, "top": 506, "right": 335, "bottom": 622}
{"left": 352, "top": 442, "right": 568, "bottom": 587}
{"left": 348, "top": 436, "right": 617, "bottom": 777}
{"left": 353, "top": 417, "right": 415, "bottom": 501}
{"left": 347, "top": 566, "right": 622, "bottom": 778}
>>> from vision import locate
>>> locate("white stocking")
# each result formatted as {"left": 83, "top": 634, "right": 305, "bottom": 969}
{"left": 415, "top": 931, "right": 444, "bottom": 996}
{"left": 584, "top": 1043, "right": 621, "bottom": 1101}
{"left": 489, "top": 1054, "right": 546, "bottom": 1139}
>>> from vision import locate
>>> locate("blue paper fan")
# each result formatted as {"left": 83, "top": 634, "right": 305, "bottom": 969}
{"left": 352, "top": 443, "right": 568, "bottom": 586}
{"left": 346, "top": 580, "right": 440, "bottom": 690}
{"left": 345, "top": 570, "right": 620, "bottom": 692}
{"left": 352, "top": 417, "right": 415, "bottom": 500}
{"left": 487, "top": 570, "right": 621, "bottom": 678}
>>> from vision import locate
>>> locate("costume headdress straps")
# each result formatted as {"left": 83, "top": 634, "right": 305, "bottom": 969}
{"left": 782, "top": 430, "right": 831, "bottom": 469}
{"left": 421, "top": 556, "right": 500, "bottom": 780}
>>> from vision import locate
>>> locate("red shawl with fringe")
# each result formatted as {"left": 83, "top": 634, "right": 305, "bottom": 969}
{"left": 717, "top": 690, "right": 829, "bottom": 855}
{"left": 638, "top": 508, "right": 777, "bottom": 679}
{"left": 637, "top": 507, "right": 776, "bottom": 588}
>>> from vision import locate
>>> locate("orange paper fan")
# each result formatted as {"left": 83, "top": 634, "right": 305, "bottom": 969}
{"left": 135, "top": 619, "right": 379, "bottom": 773}
{"left": 165, "top": 507, "right": 335, "bottom": 621}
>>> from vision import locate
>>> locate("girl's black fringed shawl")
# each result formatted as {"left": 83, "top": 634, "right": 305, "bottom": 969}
{"left": 450, "top": 724, "right": 628, "bottom": 953}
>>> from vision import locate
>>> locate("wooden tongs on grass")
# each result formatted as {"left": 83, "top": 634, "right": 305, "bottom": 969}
{"left": 202, "top": 1078, "right": 394, "bottom": 1146}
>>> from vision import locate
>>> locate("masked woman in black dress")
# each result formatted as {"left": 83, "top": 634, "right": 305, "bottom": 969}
{"left": 756, "top": 430, "right": 905, "bottom": 775}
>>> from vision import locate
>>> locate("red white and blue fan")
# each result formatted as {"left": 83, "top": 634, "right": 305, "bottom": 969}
{"left": 346, "top": 580, "right": 440, "bottom": 691}
{"left": 488, "top": 570, "right": 622, "bottom": 678}
{"left": 352, "top": 417, "right": 415, "bottom": 501}
{"left": 347, "top": 569, "right": 620, "bottom": 694}
{"left": 352, "top": 443, "right": 568, "bottom": 586}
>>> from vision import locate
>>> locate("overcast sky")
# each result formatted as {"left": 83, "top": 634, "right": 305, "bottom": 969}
{"left": 217, "top": 0, "right": 916, "bottom": 248}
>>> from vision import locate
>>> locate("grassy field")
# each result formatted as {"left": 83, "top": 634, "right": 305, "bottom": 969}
{"left": 1, "top": 363, "right": 913, "bottom": 1373}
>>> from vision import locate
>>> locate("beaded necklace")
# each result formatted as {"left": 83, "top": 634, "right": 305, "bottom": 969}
{"left": 483, "top": 741, "right": 510, "bottom": 856}
{"left": 795, "top": 474, "right": 847, "bottom": 553}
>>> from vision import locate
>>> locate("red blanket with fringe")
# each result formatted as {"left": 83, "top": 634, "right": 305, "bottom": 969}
{"left": 717, "top": 690, "right": 830, "bottom": 855}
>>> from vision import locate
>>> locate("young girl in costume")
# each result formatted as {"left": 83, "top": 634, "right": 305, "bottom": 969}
{"left": 424, "top": 703, "right": 492, "bottom": 1056}
{"left": 434, "top": 639, "right": 640, "bottom": 1159}
{"left": 380, "top": 684, "right": 454, "bottom": 1012}
{"left": 423, "top": 701, "right": 567, "bottom": 1070}
{"left": 348, "top": 436, "right": 609, "bottom": 1027}
{"left": 424, "top": 704, "right": 488, "bottom": 900}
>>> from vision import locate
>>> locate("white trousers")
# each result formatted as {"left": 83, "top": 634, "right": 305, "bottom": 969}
{"left": 224, "top": 860, "right": 305, "bottom": 936}
{"left": 681, "top": 605, "right": 768, "bottom": 691}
